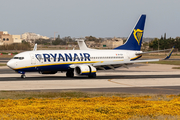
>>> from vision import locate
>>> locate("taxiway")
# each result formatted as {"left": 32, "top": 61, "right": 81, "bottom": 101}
{"left": 0, "top": 63, "right": 180, "bottom": 94}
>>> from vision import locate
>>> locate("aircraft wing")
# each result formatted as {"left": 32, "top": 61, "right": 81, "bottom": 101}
{"left": 69, "top": 59, "right": 159, "bottom": 70}
{"left": 92, "top": 59, "right": 159, "bottom": 67}
{"left": 91, "top": 46, "right": 174, "bottom": 69}
{"left": 136, "top": 46, "right": 175, "bottom": 55}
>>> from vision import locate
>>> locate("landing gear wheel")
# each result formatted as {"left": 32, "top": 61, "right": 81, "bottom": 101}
{"left": 88, "top": 73, "right": 96, "bottom": 78}
{"left": 66, "top": 72, "right": 74, "bottom": 77}
{"left": 66, "top": 69, "right": 74, "bottom": 78}
{"left": 21, "top": 74, "right": 26, "bottom": 79}
{"left": 70, "top": 72, "right": 74, "bottom": 77}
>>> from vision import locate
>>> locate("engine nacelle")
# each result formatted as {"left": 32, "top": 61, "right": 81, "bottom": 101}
{"left": 39, "top": 71, "right": 57, "bottom": 74}
{"left": 75, "top": 65, "right": 96, "bottom": 75}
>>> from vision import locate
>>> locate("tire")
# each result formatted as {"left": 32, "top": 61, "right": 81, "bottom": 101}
{"left": 21, "top": 74, "right": 26, "bottom": 79}
{"left": 88, "top": 73, "right": 96, "bottom": 78}
{"left": 66, "top": 70, "right": 74, "bottom": 78}
{"left": 70, "top": 72, "right": 74, "bottom": 77}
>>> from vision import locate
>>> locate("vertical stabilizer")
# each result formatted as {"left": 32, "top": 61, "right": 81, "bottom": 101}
{"left": 114, "top": 14, "right": 146, "bottom": 51}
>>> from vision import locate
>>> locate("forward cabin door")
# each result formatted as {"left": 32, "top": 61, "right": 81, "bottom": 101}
{"left": 30, "top": 53, "right": 36, "bottom": 65}
{"left": 126, "top": 52, "right": 130, "bottom": 60}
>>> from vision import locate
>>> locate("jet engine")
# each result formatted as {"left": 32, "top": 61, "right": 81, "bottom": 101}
{"left": 74, "top": 65, "right": 96, "bottom": 77}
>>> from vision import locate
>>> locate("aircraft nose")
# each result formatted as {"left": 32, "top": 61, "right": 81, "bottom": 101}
{"left": 7, "top": 60, "right": 15, "bottom": 69}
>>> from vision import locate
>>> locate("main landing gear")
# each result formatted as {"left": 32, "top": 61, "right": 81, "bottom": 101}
{"left": 88, "top": 73, "right": 96, "bottom": 78}
{"left": 66, "top": 69, "right": 74, "bottom": 78}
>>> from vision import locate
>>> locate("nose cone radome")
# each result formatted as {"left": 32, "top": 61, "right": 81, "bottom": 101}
{"left": 7, "top": 60, "right": 15, "bottom": 69}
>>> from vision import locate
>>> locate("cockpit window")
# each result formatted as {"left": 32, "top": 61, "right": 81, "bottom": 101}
{"left": 13, "top": 57, "right": 24, "bottom": 60}
{"left": 14, "top": 57, "right": 19, "bottom": 59}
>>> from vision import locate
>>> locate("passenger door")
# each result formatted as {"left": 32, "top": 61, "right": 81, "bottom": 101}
{"left": 126, "top": 52, "right": 130, "bottom": 60}
{"left": 30, "top": 53, "right": 36, "bottom": 65}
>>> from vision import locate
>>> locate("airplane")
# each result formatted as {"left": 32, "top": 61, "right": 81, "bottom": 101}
{"left": 7, "top": 14, "right": 174, "bottom": 78}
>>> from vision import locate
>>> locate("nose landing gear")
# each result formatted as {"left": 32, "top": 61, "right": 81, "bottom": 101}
{"left": 21, "top": 74, "right": 26, "bottom": 79}
{"left": 18, "top": 71, "right": 26, "bottom": 79}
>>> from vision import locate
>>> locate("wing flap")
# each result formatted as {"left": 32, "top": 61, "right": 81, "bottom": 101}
{"left": 92, "top": 59, "right": 159, "bottom": 67}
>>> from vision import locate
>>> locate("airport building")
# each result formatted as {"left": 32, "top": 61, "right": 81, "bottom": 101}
{"left": 85, "top": 37, "right": 123, "bottom": 49}
{"left": 0, "top": 31, "right": 14, "bottom": 45}
{"left": 101, "top": 37, "right": 123, "bottom": 48}
{"left": 0, "top": 31, "right": 23, "bottom": 45}
{"left": 12, "top": 35, "right": 22, "bottom": 43}
{"left": 0, "top": 31, "right": 50, "bottom": 45}
{"left": 21, "top": 32, "right": 49, "bottom": 42}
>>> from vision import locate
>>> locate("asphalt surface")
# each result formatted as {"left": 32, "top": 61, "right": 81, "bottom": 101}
{"left": 0, "top": 58, "right": 10, "bottom": 64}
{"left": 0, "top": 63, "right": 179, "bottom": 94}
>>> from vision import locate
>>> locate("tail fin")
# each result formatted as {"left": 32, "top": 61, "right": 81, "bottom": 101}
{"left": 114, "top": 14, "right": 146, "bottom": 51}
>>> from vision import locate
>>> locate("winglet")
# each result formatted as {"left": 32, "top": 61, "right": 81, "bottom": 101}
{"left": 163, "top": 46, "right": 175, "bottom": 60}
{"left": 33, "top": 43, "right": 37, "bottom": 51}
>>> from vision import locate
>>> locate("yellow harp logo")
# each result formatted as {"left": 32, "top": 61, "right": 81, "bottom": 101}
{"left": 133, "top": 29, "right": 143, "bottom": 45}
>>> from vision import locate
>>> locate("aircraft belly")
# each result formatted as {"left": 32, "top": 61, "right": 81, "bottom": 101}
{"left": 36, "top": 64, "right": 70, "bottom": 71}
{"left": 15, "top": 64, "right": 70, "bottom": 72}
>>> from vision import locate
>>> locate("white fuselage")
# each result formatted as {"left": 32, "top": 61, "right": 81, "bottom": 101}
{"left": 7, "top": 49, "right": 140, "bottom": 72}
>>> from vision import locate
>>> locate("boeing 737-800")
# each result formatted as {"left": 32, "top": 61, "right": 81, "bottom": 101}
{"left": 7, "top": 15, "right": 174, "bottom": 78}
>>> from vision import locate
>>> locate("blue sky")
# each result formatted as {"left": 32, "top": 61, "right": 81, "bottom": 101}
{"left": 0, "top": 0, "right": 180, "bottom": 38}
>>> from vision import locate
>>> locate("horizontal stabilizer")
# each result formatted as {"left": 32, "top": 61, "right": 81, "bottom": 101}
{"left": 75, "top": 39, "right": 96, "bottom": 50}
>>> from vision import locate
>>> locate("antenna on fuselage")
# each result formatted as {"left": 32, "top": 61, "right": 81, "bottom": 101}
{"left": 33, "top": 43, "right": 37, "bottom": 51}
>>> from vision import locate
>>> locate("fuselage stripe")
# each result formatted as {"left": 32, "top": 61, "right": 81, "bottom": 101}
{"left": 130, "top": 54, "right": 142, "bottom": 60}
{"left": 13, "top": 61, "right": 99, "bottom": 70}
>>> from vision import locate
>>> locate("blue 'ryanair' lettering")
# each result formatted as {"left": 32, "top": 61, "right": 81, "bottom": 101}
{"left": 79, "top": 53, "right": 83, "bottom": 61}
{"left": 83, "top": 53, "right": 90, "bottom": 61}
{"left": 65, "top": 53, "right": 72, "bottom": 61}
{"left": 58, "top": 53, "right": 65, "bottom": 62}
{"left": 39, "top": 53, "right": 91, "bottom": 62}
{"left": 50, "top": 53, "right": 57, "bottom": 62}
{"left": 73, "top": 53, "right": 80, "bottom": 61}
{"left": 43, "top": 54, "right": 50, "bottom": 62}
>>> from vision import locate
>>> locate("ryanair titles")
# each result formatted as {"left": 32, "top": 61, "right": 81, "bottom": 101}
{"left": 35, "top": 53, "right": 91, "bottom": 62}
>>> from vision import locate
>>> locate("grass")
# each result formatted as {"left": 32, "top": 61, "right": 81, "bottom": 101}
{"left": 0, "top": 54, "right": 14, "bottom": 58}
{"left": 0, "top": 90, "right": 176, "bottom": 100}
{"left": 0, "top": 64, "right": 6, "bottom": 66}
{"left": 172, "top": 67, "right": 180, "bottom": 69}
{"left": 0, "top": 91, "right": 131, "bottom": 99}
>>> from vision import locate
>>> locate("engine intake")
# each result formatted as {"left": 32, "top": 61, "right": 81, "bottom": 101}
{"left": 75, "top": 65, "right": 96, "bottom": 75}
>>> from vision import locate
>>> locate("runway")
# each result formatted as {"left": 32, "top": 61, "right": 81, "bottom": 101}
{"left": 0, "top": 63, "right": 180, "bottom": 94}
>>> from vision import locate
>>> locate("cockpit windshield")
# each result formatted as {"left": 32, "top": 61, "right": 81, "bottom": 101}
{"left": 13, "top": 57, "right": 24, "bottom": 60}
